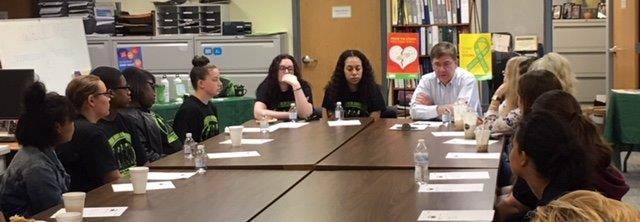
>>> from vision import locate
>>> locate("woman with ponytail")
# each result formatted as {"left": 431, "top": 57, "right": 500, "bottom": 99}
{"left": 0, "top": 82, "right": 76, "bottom": 218}
{"left": 173, "top": 56, "right": 222, "bottom": 143}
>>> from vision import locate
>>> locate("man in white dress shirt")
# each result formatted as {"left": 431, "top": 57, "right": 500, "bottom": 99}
{"left": 409, "top": 42, "right": 481, "bottom": 120}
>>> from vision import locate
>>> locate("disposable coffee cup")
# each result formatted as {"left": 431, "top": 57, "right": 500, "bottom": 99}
{"left": 62, "top": 192, "right": 85, "bottom": 214}
{"left": 55, "top": 212, "right": 82, "bottom": 222}
{"left": 453, "top": 105, "right": 465, "bottom": 131}
{"left": 476, "top": 129, "right": 491, "bottom": 152}
{"left": 129, "top": 167, "right": 149, "bottom": 194}
{"left": 229, "top": 126, "right": 244, "bottom": 147}
{"left": 463, "top": 112, "right": 477, "bottom": 139}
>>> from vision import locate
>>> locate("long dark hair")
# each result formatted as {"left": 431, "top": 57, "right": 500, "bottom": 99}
{"left": 324, "top": 50, "right": 377, "bottom": 106}
{"left": 256, "top": 54, "right": 309, "bottom": 102}
{"left": 517, "top": 70, "right": 563, "bottom": 116}
{"left": 16, "top": 82, "right": 75, "bottom": 149}
{"left": 515, "top": 110, "right": 593, "bottom": 189}
{"left": 532, "top": 90, "right": 612, "bottom": 169}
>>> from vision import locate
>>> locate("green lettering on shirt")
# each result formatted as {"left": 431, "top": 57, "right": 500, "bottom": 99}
{"left": 107, "top": 132, "right": 136, "bottom": 173}
{"left": 153, "top": 113, "right": 179, "bottom": 144}
{"left": 202, "top": 115, "right": 219, "bottom": 140}
{"left": 344, "top": 101, "right": 367, "bottom": 117}
{"left": 276, "top": 101, "right": 294, "bottom": 112}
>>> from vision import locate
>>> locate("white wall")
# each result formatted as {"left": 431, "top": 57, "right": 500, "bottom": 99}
{"left": 488, "top": 0, "right": 544, "bottom": 42}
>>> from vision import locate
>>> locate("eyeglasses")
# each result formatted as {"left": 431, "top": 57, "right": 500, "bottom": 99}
{"left": 147, "top": 81, "right": 156, "bottom": 88}
{"left": 113, "top": 85, "right": 131, "bottom": 91}
{"left": 279, "top": 66, "right": 294, "bottom": 72}
{"left": 95, "top": 91, "right": 113, "bottom": 98}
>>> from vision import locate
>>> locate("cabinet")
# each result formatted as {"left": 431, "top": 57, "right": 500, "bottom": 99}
{"left": 155, "top": 4, "right": 229, "bottom": 35}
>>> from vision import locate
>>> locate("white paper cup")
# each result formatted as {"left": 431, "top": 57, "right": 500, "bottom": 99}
{"left": 62, "top": 192, "right": 85, "bottom": 213}
{"left": 476, "top": 129, "right": 491, "bottom": 152}
{"left": 229, "top": 126, "right": 244, "bottom": 147}
{"left": 453, "top": 105, "right": 465, "bottom": 131}
{"left": 55, "top": 212, "right": 82, "bottom": 222}
{"left": 129, "top": 167, "right": 149, "bottom": 194}
{"left": 463, "top": 112, "right": 477, "bottom": 139}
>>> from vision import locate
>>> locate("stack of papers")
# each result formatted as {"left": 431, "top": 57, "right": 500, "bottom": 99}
{"left": 418, "top": 210, "right": 495, "bottom": 221}
{"left": 327, "top": 120, "right": 362, "bottom": 127}
{"left": 147, "top": 172, "right": 196, "bottom": 180}
{"left": 208, "top": 151, "right": 260, "bottom": 159}
{"left": 418, "top": 183, "right": 484, "bottom": 192}
{"left": 224, "top": 126, "right": 278, "bottom": 133}
{"left": 274, "top": 122, "right": 309, "bottom": 129}
{"left": 112, "top": 181, "right": 175, "bottom": 192}
{"left": 51, "top": 207, "right": 128, "bottom": 218}
{"left": 445, "top": 152, "right": 501, "bottom": 159}
{"left": 431, "top": 131, "right": 465, "bottom": 137}
{"left": 429, "top": 171, "right": 490, "bottom": 180}
{"left": 219, "top": 139, "right": 273, "bottom": 145}
{"left": 443, "top": 138, "right": 498, "bottom": 146}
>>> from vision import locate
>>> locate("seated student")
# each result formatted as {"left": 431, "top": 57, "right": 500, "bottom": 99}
{"left": 409, "top": 42, "right": 481, "bottom": 120}
{"left": 502, "top": 111, "right": 594, "bottom": 221}
{"left": 91, "top": 66, "right": 147, "bottom": 172}
{"left": 529, "top": 52, "right": 578, "bottom": 96}
{"left": 173, "top": 56, "right": 222, "bottom": 143}
{"left": 501, "top": 90, "right": 630, "bottom": 221}
{"left": 322, "top": 50, "right": 385, "bottom": 118}
{"left": 57, "top": 75, "right": 121, "bottom": 192}
{"left": 0, "top": 82, "right": 75, "bottom": 218}
{"left": 532, "top": 190, "right": 640, "bottom": 222}
{"left": 121, "top": 67, "right": 182, "bottom": 162}
{"left": 485, "top": 56, "right": 530, "bottom": 119}
{"left": 254, "top": 54, "right": 315, "bottom": 120}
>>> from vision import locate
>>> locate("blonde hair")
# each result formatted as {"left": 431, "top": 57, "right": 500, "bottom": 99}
{"left": 502, "top": 56, "right": 529, "bottom": 117}
{"left": 65, "top": 75, "right": 103, "bottom": 111}
{"left": 529, "top": 52, "right": 578, "bottom": 95}
{"left": 533, "top": 190, "right": 640, "bottom": 222}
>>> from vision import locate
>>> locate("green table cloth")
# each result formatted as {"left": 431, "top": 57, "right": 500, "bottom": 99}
{"left": 603, "top": 89, "right": 640, "bottom": 171}
{"left": 151, "top": 97, "right": 256, "bottom": 133}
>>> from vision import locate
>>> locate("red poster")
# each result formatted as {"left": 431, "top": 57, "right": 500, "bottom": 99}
{"left": 387, "top": 32, "right": 420, "bottom": 79}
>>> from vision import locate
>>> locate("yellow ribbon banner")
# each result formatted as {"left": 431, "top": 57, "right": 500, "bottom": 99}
{"left": 459, "top": 33, "right": 493, "bottom": 81}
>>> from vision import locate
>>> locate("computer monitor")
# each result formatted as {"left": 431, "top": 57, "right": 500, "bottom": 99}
{"left": 0, "top": 69, "right": 35, "bottom": 120}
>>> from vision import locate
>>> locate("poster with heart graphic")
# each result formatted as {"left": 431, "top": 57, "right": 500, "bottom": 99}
{"left": 387, "top": 33, "right": 420, "bottom": 79}
{"left": 459, "top": 33, "right": 493, "bottom": 81}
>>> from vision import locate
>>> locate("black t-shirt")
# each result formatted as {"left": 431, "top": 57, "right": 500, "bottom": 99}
{"left": 120, "top": 108, "right": 182, "bottom": 162}
{"left": 98, "top": 113, "right": 147, "bottom": 172}
{"left": 173, "top": 95, "right": 219, "bottom": 143}
{"left": 322, "top": 85, "right": 385, "bottom": 118}
{"left": 152, "top": 111, "right": 182, "bottom": 154}
{"left": 56, "top": 116, "right": 119, "bottom": 192}
{"left": 255, "top": 82, "right": 313, "bottom": 112}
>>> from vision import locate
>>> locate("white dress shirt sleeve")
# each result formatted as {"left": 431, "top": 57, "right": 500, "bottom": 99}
{"left": 410, "top": 75, "right": 439, "bottom": 120}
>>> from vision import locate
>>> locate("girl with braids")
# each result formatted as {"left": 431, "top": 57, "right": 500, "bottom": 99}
{"left": 322, "top": 50, "right": 385, "bottom": 118}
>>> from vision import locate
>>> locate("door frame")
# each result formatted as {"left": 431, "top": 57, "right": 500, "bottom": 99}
{"left": 292, "top": 0, "right": 389, "bottom": 103}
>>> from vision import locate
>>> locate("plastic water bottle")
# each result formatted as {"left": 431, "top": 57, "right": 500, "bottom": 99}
{"left": 441, "top": 109, "right": 452, "bottom": 126}
{"left": 259, "top": 115, "right": 269, "bottom": 133}
{"left": 335, "top": 102, "right": 344, "bottom": 120}
{"left": 194, "top": 145, "right": 207, "bottom": 174}
{"left": 184, "top": 133, "right": 196, "bottom": 159}
{"left": 288, "top": 103, "right": 298, "bottom": 122}
{"left": 174, "top": 74, "right": 186, "bottom": 102}
{"left": 414, "top": 139, "right": 429, "bottom": 184}
{"left": 159, "top": 75, "right": 170, "bottom": 103}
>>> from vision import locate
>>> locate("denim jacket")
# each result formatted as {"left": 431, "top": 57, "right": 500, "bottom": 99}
{"left": 0, "top": 146, "right": 69, "bottom": 218}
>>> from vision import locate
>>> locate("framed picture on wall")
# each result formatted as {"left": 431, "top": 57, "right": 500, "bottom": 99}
{"left": 563, "top": 3, "right": 574, "bottom": 19}
{"left": 553, "top": 5, "right": 563, "bottom": 19}
{"left": 571, "top": 4, "right": 582, "bottom": 19}
{"left": 597, "top": 2, "right": 607, "bottom": 19}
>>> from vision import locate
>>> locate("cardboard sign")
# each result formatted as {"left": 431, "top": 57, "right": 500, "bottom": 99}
{"left": 117, "top": 47, "right": 143, "bottom": 71}
{"left": 459, "top": 33, "right": 492, "bottom": 80}
{"left": 387, "top": 33, "right": 421, "bottom": 80}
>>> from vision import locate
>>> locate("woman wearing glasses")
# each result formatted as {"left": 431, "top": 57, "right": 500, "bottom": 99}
{"left": 253, "top": 54, "right": 314, "bottom": 120}
{"left": 91, "top": 66, "right": 148, "bottom": 173}
{"left": 173, "top": 56, "right": 223, "bottom": 143}
{"left": 57, "top": 75, "right": 122, "bottom": 192}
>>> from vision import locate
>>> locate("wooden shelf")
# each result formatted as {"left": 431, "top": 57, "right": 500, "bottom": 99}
{"left": 392, "top": 23, "right": 470, "bottom": 28}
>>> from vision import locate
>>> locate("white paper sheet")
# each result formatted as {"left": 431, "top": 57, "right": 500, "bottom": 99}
{"left": 445, "top": 152, "right": 501, "bottom": 159}
{"left": 418, "top": 210, "right": 495, "bottom": 221}
{"left": 327, "top": 120, "right": 361, "bottom": 127}
{"left": 51, "top": 207, "right": 128, "bottom": 218}
{"left": 419, "top": 183, "right": 484, "bottom": 192}
{"left": 429, "top": 171, "right": 490, "bottom": 180}
{"left": 389, "top": 124, "right": 429, "bottom": 131}
{"left": 219, "top": 139, "right": 273, "bottom": 145}
{"left": 412, "top": 121, "right": 443, "bottom": 127}
{"left": 111, "top": 181, "right": 175, "bottom": 192}
{"left": 274, "top": 122, "right": 309, "bottom": 129}
{"left": 224, "top": 126, "right": 278, "bottom": 133}
{"left": 207, "top": 151, "right": 260, "bottom": 159}
{"left": 431, "top": 131, "right": 465, "bottom": 137}
{"left": 147, "top": 172, "right": 196, "bottom": 180}
{"left": 443, "top": 138, "right": 498, "bottom": 145}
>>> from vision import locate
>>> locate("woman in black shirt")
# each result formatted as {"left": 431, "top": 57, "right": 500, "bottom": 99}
{"left": 173, "top": 56, "right": 222, "bottom": 143}
{"left": 322, "top": 50, "right": 385, "bottom": 118}
{"left": 253, "top": 54, "right": 314, "bottom": 120}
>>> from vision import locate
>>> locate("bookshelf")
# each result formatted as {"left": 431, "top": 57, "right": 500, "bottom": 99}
{"left": 389, "top": 0, "right": 473, "bottom": 108}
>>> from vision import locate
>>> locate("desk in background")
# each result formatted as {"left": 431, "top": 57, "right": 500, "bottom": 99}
{"left": 604, "top": 89, "right": 640, "bottom": 172}
{"left": 151, "top": 97, "right": 255, "bottom": 131}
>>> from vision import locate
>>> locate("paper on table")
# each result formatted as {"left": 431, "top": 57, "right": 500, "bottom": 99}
{"left": 429, "top": 171, "right": 490, "bottom": 180}
{"left": 327, "top": 120, "right": 361, "bottom": 127}
{"left": 51, "top": 207, "right": 128, "bottom": 218}
{"left": 147, "top": 172, "right": 196, "bottom": 180}
{"left": 111, "top": 181, "right": 175, "bottom": 192}
{"left": 274, "top": 122, "right": 309, "bottom": 129}
{"left": 419, "top": 183, "right": 484, "bottom": 192}
{"left": 443, "top": 138, "right": 498, "bottom": 145}
{"left": 389, "top": 124, "right": 429, "bottom": 131}
{"left": 412, "top": 121, "right": 443, "bottom": 127}
{"left": 224, "top": 126, "right": 278, "bottom": 133}
{"left": 446, "top": 152, "right": 501, "bottom": 159}
{"left": 208, "top": 151, "right": 260, "bottom": 159}
{"left": 431, "top": 131, "right": 465, "bottom": 137}
{"left": 418, "top": 210, "right": 495, "bottom": 221}
{"left": 219, "top": 139, "right": 274, "bottom": 145}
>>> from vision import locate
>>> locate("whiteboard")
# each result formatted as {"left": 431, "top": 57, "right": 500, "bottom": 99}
{"left": 0, "top": 17, "right": 91, "bottom": 94}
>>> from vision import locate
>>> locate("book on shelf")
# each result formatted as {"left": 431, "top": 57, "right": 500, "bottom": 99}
{"left": 393, "top": 0, "right": 469, "bottom": 25}
{"left": 417, "top": 26, "right": 460, "bottom": 57}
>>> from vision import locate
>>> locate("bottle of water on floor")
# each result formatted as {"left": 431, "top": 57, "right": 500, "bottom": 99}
{"left": 194, "top": 145, "right": 207, "bottom": 174}
{"left": 335, "top": 102, "right": 343, "bottom": 120}
{"left": 414, "top": 139, "right": 429, "bottom": 184}
{"left": 184, "top": 133, "right": 196, "bottom": 159}
{"left": 289, "top": 103, "right": 298, "bottom": 122}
